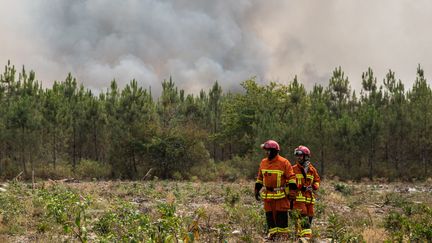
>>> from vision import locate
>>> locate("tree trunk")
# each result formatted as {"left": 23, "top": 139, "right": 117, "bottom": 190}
{"left": 53, "top": 128, "right": 57, "bottom": 170}
{"left": 368, "top": 139, "right": 374, "bottom": 180}
{"left": 21, "top": 126, "right": 27, "bottom": 176}
{"left": 72, "top": 124, "right": 77, "bottom": 171}
{"left": 93, "top": 119, "right": 98, "bottom": 161}
{"left": 320, "top": 147, "right": 325, "bottom": 177}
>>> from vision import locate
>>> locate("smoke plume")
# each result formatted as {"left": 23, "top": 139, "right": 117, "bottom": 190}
{"left": 1, "top": 0, "right": 432, "bottom": 94}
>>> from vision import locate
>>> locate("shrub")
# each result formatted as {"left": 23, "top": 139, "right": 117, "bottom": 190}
{"left": 36, "top": 186, "right": 91, "bottom": 242}
{"left": 75, "top": 160, "right": 111, "bottom": 180}
{"left": 34, "top": 161, "right": 74, "bottom": 180}
{"left": 0, "top": 183, "right": 27, "bottom": 234}
{"left": 0, "top": 158, "right": 21, "bottom": 180}
{"left": 189, "top": 160, "right": 218, "bottom": 181}
{"left": 147, "top": 128, "right": 211, "bottom": 179}
{"left": 94, "top": 201, "right": 152, "bottom": 241}
{"left": 326, "top": 213, "right": 364, "bottom": 242}
{"left": 384, "top": 203, "right": 432, "bottom": 241}
{"left": 334, "top": 182, "right": 353, "bottom": 196}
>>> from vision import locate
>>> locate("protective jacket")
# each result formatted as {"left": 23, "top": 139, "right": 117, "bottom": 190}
{"left": 292, "top": 161, "right": 320, "bottom": 238}
{"left": 256, "top": 155, "right": 296, "bottom": 201}
{"left": 256, "top": 154, "right": 296, "bottom": 238}
{"left": 292, "top": 162, "right": 320, "bottom": 205}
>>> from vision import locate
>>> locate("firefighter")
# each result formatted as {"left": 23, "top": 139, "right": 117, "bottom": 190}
{"left": 292, "top": 145, "right": 321, "bottom": 240}
{"left": 255, "top": 140, "right": 297, "bottom": 240}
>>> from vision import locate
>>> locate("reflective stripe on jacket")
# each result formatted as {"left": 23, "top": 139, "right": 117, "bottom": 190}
{"left": 292, "top": 162, "right": 320, "bottom": 204}
{"left": 256, "top": 155, "right": 295, "bottom": 200}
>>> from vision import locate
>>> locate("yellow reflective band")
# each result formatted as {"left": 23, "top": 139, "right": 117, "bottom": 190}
{"left": 300, "top": 229, "right": 312, "bottom": 236}
{"left": 278, "top": 227, "right": 290, "bottom": 233}
{"left": 256, "top": 180, "right": 263, "bottom": 184}
{"left": 304, "top": 195, "right": 316, "bottom": 204}
{"left": 269, "top": 227, "right": 290, "bottom": 234}
{"left": 296, "top": 191, "right": 306, "bottom": 201}
{"left": 261, "top": 192, "right": 286, "bottom": 199}
{"left": 296, "top": 174, "right": 304, "bottom": 179}
{"left": 307, "top": 175, "right": 314, "bottom": 180}
{"left": 261, "top": 169, "right": 284, "bottom": 188}
{"left": 262, "top": 169, "right": 284, "bottom": 174}
{"left": 269, "top": 228, "right": 278, "bottom": 234}
{"left": 288, "top": 179, "right": 296, "bottom": 184}
{"left": 314, "top": 182, "right": 320, "bottom": 187}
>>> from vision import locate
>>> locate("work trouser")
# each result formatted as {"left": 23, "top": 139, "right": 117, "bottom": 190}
{"left": 264, "top": 198, "right": 290, "bottom": 238}
{"left": 293, "top": 202, "right": 314, "bottom": 238}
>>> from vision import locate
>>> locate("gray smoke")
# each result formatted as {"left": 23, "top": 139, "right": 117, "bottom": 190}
{"left": 1, "top": 0, "right": 432, "bottom": 95}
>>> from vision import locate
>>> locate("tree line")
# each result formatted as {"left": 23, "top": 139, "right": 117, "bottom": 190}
{"left": 0, "top": 60, "right": 431, "bottom": 181}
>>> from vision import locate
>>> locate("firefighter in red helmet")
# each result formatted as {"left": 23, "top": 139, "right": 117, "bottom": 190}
{"left": 292, "top": 145, "right": 321, "bottom": 240}
{"left": 255, "top": 140, "right": 297, "bottom": 240}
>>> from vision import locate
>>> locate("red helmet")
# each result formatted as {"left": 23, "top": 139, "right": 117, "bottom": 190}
{"left": 261, "top": 140, "right": 280, "bottom": 151}
{"left": 294, "top": 145, "right": 311, "bottom": 156}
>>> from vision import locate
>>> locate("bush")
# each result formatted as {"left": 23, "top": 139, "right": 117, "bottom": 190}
{"left": 221, "top": 155, "right": 258, "bottom": 180}
{"left": 94, "top": 201, "right": 152, "bottom": 241}
{"left": 75, "top": 160, "right": 111, "bottom": 180}
{"left": 334, "top": 182, "right": 353, "bottom": 196}
{"left": 384, "top": 203, "right": 432, "bottom": 241}
{"left": 148, "top": 127, "right": 211, "bottom": 179}
{"left": 36, "top": 186, "right": 91, "bottom": 242}
{"left": 189, "top": 160, "right": 218, "bottom": 181}
{"left": 34, "top": 161, "right": 73, "bottom": 180}
{"left": 0, "top": 183, "right": 27, "bottom": 234}
{"left": 0, "top": 158, "right": 21, "bottom": 180}
{"left": 326, "top": 213, "right": 364, "bottom": 242}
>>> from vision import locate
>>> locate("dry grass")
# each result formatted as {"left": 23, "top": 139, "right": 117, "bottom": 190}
{"left": 0, "top": 179, "right": 431, "bottom": 242}
{"left": 362, "top": 227, "right": 388, "bottom": 243}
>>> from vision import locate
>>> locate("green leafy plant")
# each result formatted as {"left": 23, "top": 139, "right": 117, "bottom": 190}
{"left": 334, "top": 183, "right": 353, "bottom": 196}
{"left": 384, "top": 203, "right": 432, "bottom": 241}
{"left": 37, "top": 186, "right": 91, "bottom": 242}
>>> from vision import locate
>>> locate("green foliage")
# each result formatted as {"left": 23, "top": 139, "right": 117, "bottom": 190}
{"left": 383, "top": 192, "right": 409, "bottom": 208}
{"left": 0, "top": 183, "right": 27, "bottom": 234}
{"left": 94, "top": 201, "right": 152, "bottom": 241}
{"left": 34, "top": 161, "right": 74, "bottom": 180}
{"left": 75, "top": 160, "right": 111, "bottom": 180}
{"left": 385, "top": 203, "right": 432, "bottom": 241}
{"left": 2, "top": 60, "right": 432, "bottom": 180}
{"left": 326, "top": 213, "right": 365, "bottom": 242}
{"left": 147, "top": 127, "right": 210, "bottom": 179}
{"left": 36, "top": 186, "right": 91, "bottom": 242}
{"left": 334, "top": 182, "right": 353, "bottom": 196}
{"left": 224, "top": 186, "right": 240, "bottom": 206}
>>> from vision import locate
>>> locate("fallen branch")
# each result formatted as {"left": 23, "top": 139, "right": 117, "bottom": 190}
{"left": 142, "top": 168, "right": 153, "bottom": 181}
{"left": 13, "top": 171, "right": 24, "bottom": 182}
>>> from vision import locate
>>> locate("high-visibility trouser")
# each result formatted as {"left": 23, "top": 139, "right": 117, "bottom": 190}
{"left": 268, "top": 227, "right": 290, "bottom": 236}
{"left": 300, "top": 228, "right": 312, "bottom": 237}
{"left": 265, "top": 211, "right": 289, "bottom": 237}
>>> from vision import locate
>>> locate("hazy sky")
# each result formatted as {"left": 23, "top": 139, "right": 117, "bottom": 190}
{"left": 1, "top": 0, "right": 431, "bottom": 94}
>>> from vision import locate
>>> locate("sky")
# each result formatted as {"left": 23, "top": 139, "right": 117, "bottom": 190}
{"left": 1, "top": 0, "right": 432, "bottom": 95}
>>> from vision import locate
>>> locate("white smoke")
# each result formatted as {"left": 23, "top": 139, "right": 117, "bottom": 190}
{"left": 1, "top": 0, "right": 432, "bottom": 94}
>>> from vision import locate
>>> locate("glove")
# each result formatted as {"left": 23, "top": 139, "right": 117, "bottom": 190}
{"left": 255, "top": 191, "right": 261, "bottom": 201}
{"left": 288, "top": 190, "right": 296, "bottom": 200}
{"left": 254, "top": 182, "right": 263, "bottom": 201}
{"left": 301, "top": 185, "right": 313, "bottom": 192}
